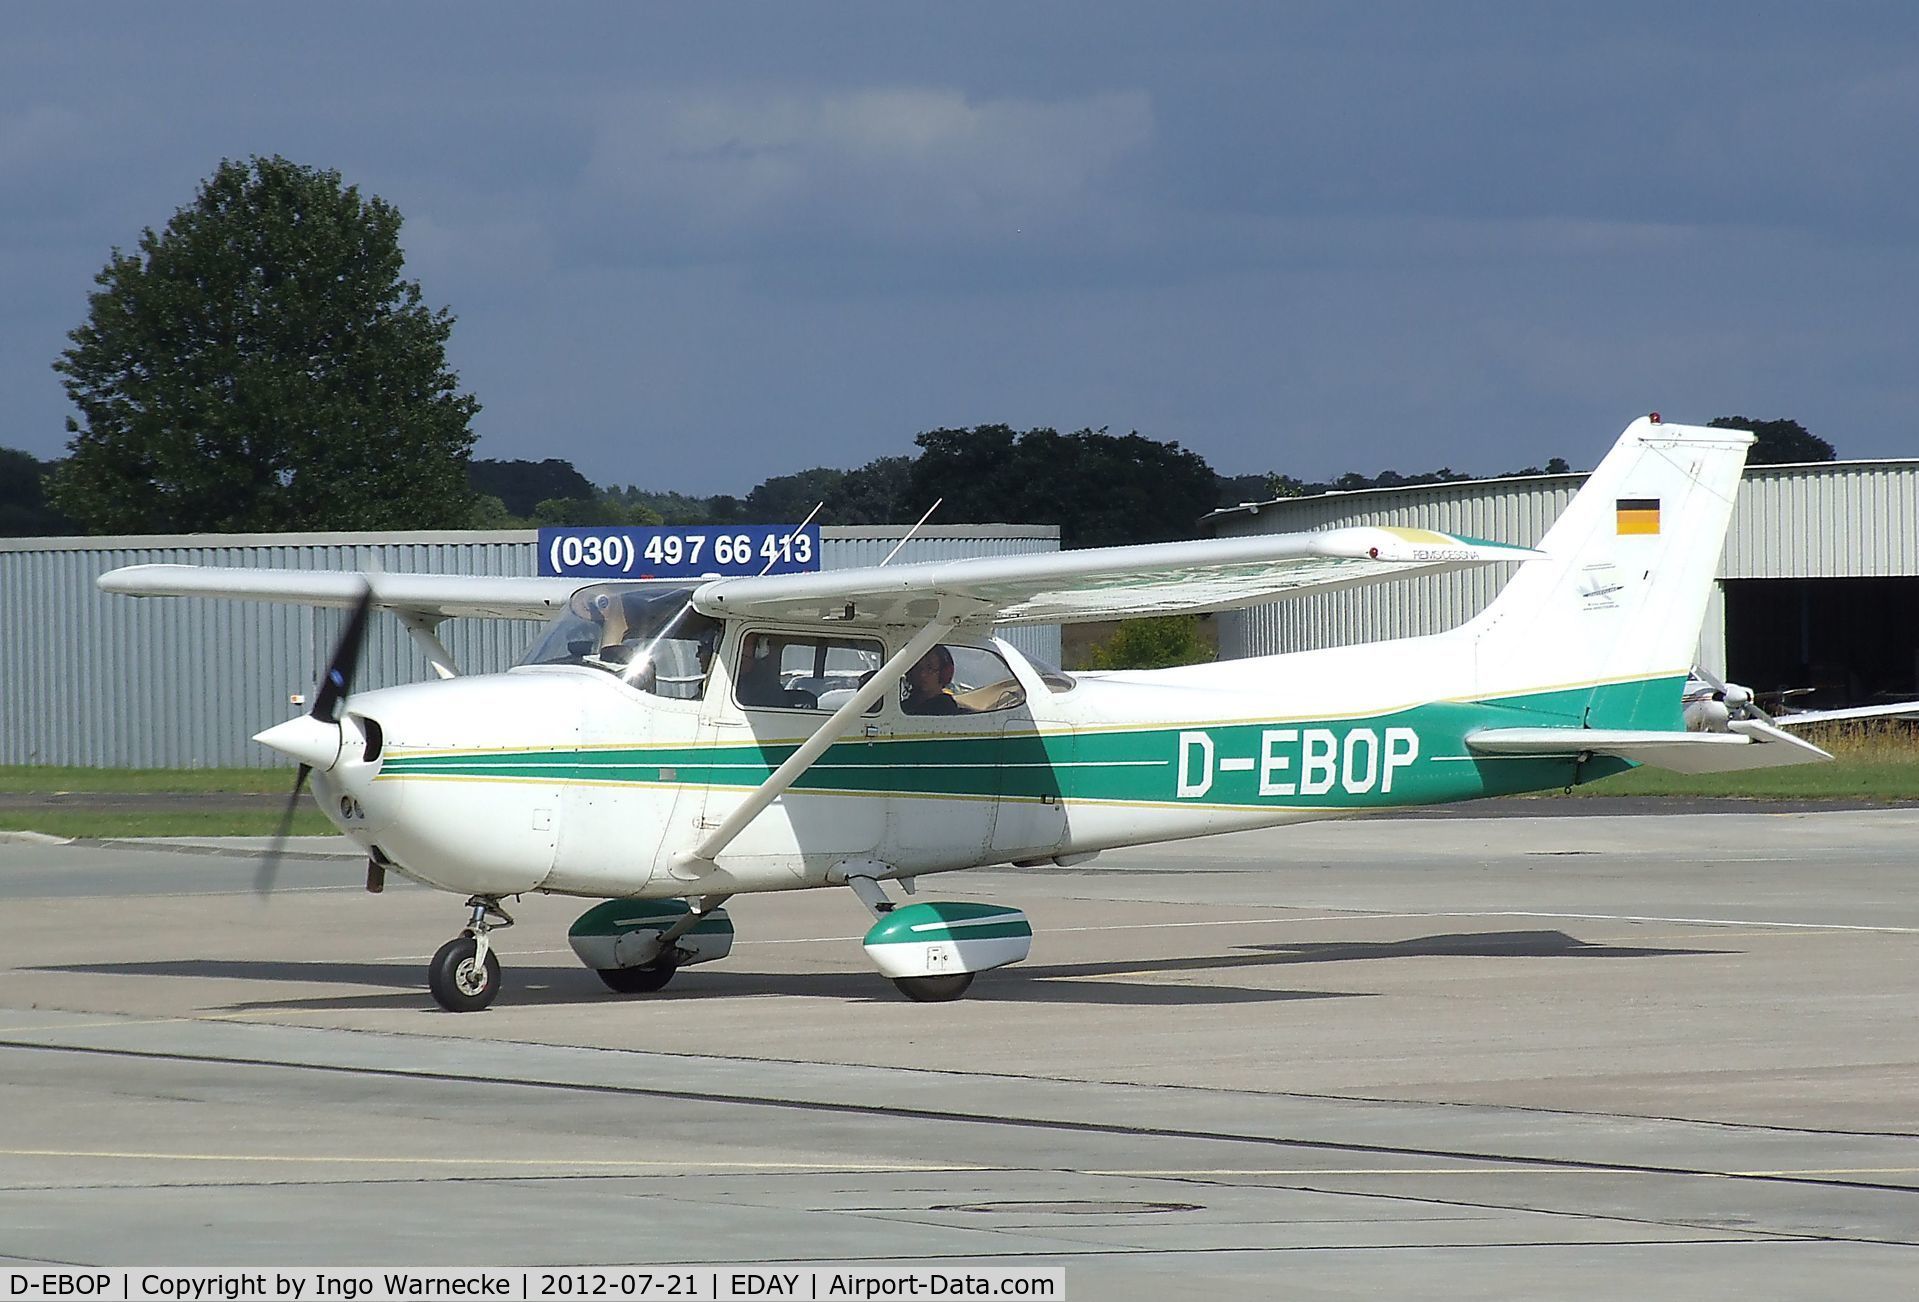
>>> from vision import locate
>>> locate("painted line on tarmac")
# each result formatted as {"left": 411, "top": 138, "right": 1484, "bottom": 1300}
{"left": 1039, "top": 906, "right": 1919, "bottom": 937}
{"left": 725, "top": 908, "right": 1919, "bottom": 940}
{"left": 9, "top": 1033, "right": 1919, "bottom": 1205}
{"left": 1453, "top": 909, "right": 1919, "bottom": 935}
{"left": 1097, "top": 1166, "right": 1919, "bottom": 1178}
{"left": 0, "top": 1146, "right": 985, "bottom": 1172}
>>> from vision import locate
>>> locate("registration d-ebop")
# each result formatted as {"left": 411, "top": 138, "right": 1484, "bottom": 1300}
{"left": 10, "top": 1276, "right": 113, "bottom": 1296}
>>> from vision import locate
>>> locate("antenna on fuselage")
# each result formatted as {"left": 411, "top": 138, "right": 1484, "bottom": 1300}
{"left": 759, "top": 500, "right": 825, "bottom": 577}
{"left": 878, "top": 498, "right": 943, "bottom": 568}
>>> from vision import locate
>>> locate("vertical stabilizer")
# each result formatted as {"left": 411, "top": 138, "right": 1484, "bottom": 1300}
{"left": 1462, "top": 416, "right": 1752, "bottom": 726}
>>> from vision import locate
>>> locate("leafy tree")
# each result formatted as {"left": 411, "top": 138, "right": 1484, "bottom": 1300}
{"left": 530, "top": 496, "right": 662, "bottom": 527}
{"left": 467, "top": 494, "right": 522, "bottom": 529}
{"left": 468, "top": 458, "right": 595, "bottom": 518}
{"left": 603, "top": 455, "right": 918, "bottom": 527}
{"left": 48, "top": 156, "right": 478, "bottom": 533}
{"left": 743, "top": 467, "right": 847, "bottom": 521}
{"left": 743, "top": 457, "right": 922, "bottom": 525}
{"left": 1709, "top": 416, "right": 1836, "bottom": 465}
{"left": 1084, "top": 616, "right": 1214, "bottom": 670}
{"left": 606, "top": 485, "right": 715, "bottom": 525}
{"left": 912, "top": 425, "right": 1219, "bottom": 547}
{"left": 1215, "top": 472, "right": 1278, "bottom": 508}
{"left": 1216, "top": 454, "right": 1575, "bottom": 507}
{"left": 0, "top": 447, "right": 78, "bottom": 536}
{"left": 705, "top": 494, "right": 749, "bottom": 526}
{"left": 826, "top": 455, "right": 918, "bottom": 524}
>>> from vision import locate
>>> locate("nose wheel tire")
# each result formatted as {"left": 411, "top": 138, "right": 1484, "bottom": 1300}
{"left": 891, "top": 972, "right": 974, "bottom": 1003}
{"left": 597, "top": 962, "right": 677, "bottom": 994}
{"left": 428, "top": 936, "right": 502, "bottom": 1012}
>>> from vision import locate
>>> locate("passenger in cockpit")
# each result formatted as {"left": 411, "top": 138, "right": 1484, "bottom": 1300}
{"left": 735, "top": 634, "right": 790, "bottom": 707}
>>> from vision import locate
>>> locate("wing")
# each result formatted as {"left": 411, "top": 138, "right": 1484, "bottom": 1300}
{"left": 692, "top": 527, "right": 1540, "bottom": 627}
{"left": 97, "top": 564, "right": 592, "bottom": 620}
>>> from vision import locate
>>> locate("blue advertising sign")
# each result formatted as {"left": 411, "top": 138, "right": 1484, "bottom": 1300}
{"left": 537, "top": 524, "right": 822, "bottom": 578}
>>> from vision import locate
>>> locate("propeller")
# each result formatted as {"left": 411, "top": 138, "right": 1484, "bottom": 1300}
{"left": 255, "top": 583, "right": 374, "bottom": 894}
{"left": 1688, "top": 665, "right": 1775, "bottom": 729}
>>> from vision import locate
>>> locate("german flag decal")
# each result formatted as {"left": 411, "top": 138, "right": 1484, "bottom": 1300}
{"left": 1616, "top": 498, "right": 1660, "bottom": 535}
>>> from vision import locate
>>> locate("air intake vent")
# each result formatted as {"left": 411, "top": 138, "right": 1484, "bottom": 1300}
{"left": 358, "top": 715, "right": 384, "bottom": 763}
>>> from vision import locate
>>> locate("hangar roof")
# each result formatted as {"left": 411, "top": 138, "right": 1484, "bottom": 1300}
{"left": 1202, "top": 458, "right": 1919, "bottom": 529}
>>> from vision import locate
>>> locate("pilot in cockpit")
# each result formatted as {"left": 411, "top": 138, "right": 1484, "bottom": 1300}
{"left": 902, "top": 645, "right": 962, "bottom": 715}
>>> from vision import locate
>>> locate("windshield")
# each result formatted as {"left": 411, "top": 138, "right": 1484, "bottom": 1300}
{"left": 520, "top": 583, "right": 720, "bottom": 699}
{"left": 1016, "top": 649, "right": 1078, "bottom": 693}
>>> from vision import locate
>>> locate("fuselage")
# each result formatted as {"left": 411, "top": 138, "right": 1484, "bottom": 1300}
{"left": 309, "top": 620, "right": 1676, "bottom": 902}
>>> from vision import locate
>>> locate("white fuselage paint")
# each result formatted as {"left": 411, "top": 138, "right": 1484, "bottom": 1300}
{"left": 312, "top": 624, "right": 1505, "bottom": 901}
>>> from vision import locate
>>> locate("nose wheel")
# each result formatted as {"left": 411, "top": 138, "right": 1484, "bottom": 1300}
{"left": 428, "top": 897, "right": 513, "bottom": 1012}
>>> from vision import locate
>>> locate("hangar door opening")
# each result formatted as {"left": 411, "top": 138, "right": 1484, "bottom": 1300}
{"left": 1723, "top": 577, "right": 1919, "bottom": 709}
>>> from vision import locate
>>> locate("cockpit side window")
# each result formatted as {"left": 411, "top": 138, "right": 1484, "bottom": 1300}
{"left": 901, "top": 643, "right": 1028, "bottom": 715}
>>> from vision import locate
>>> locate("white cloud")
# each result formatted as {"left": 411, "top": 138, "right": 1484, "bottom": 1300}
{"left": 584, "top": 86, "right": 1154, "bottom": 249}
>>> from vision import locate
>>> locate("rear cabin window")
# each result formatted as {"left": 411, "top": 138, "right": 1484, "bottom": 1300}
{"left": 734, "top": 633, "right": 884, "bottom": 713}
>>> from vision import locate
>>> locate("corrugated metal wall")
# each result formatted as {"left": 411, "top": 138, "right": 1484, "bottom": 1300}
{"left": 1214, "top": 478, "right": 1580, "bottom": 660}
{"left": 1721, "top": 464, "right": 1919, "bottom": 579}
{"left": 1, "top": 525, "right": 1059, "bottom": 768}
{"left": 1212, "top": 461, "right": 1919, "bottom": 660}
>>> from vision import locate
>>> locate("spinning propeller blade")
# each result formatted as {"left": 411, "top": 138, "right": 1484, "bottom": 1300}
{"left": 257, "top": 583, "right": 374, "bottom": 895}
{"left": 1692, "top": 665, "right": 1776, "bottom": 725}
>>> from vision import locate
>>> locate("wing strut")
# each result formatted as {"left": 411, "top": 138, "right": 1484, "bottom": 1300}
{"left": 678, "top": 604, "right": 967, "bottom": 872}
{"left": 396, "top": 610, "right": 461, "bottom": 679}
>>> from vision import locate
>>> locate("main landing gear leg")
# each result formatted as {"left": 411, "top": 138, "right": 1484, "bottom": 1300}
{"left": 428, "top": 896, "right": 514, "bottom": 1012}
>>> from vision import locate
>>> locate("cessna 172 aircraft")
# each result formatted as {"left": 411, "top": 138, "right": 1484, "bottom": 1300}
{"left": 98, "top": 416, "right": 1854, "bottom": 1011}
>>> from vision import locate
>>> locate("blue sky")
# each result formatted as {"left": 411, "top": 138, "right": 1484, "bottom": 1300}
{"left": 4, "top": 2, "right": 1915, "bottom": 493}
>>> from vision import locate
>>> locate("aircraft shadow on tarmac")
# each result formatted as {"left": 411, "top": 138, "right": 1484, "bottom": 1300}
{"left": 33, "top": 929, "right": 1724, "bottom": 1013}
{"left": 28, "top": 958, "right": 1361, "bottom": 1011}
{"left": 1232, "top": 929, "right": 1730, "bottom": 963}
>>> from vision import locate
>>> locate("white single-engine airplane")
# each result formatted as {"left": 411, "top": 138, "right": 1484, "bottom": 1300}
{"left": 99, "top": 416, "right": 1855, "bottom": 1011}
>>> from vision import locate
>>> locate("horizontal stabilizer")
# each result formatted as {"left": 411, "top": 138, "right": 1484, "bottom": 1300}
{"left": 1466, "top": 721, "right": 1830, "bottom": 774}
{"left": 1772, "top": 700, "right": 1919, "bottom": 728}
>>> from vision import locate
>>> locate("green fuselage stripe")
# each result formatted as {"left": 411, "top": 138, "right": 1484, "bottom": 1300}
{"left": 378, "top": 678, "right": 1679, "bottom": 811}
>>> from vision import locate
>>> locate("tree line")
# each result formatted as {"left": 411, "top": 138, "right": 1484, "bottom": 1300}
{"left": 1, "top": 156, "right": 1840, "bottom": 546}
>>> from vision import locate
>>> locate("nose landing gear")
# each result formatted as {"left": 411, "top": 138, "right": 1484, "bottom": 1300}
{"left": 428, "top": 896, "right": 514, "bottom": 1012}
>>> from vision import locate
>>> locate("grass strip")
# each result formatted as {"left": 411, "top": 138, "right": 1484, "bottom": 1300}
{"left": 0, "top": 766, "right": 297, "bottom": 794}
{"left": 0, "top": 811, "right": 336, "bottom": 839}
{"left": 1574, "top": 721, "right": 1919, "bottom": 801}
{"left": 1574, "top": 761, "right": 1919, "bottom": 801}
